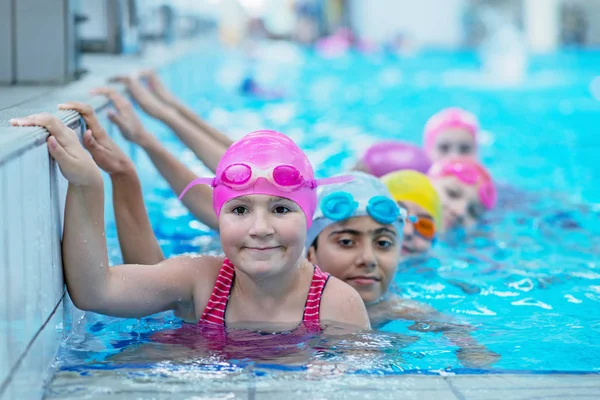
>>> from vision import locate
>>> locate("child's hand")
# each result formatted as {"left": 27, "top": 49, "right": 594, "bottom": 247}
{"left": 90, "top": 88, "right": 154, "bottom": 148}
{"left": 58, "top": 102, "right": 135, "bottom": 176}
{"left": 138, "top": 69, "right": 179, "bottom": 107}
{"left": 456, "top": 345, "right": 501, "bottom": 368}
{"left": 108, "top": 75, "right": 171, "bottom": 119}
{"left": 10, "top": 113, "right": 102, "bottom": 187}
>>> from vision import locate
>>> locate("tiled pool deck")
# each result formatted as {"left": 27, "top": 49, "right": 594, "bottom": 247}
{"left": 45, "top": 370, "right": 600, "bottom": 399}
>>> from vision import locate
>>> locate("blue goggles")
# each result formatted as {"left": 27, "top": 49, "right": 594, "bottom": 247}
{"left": 319, "top": 191, "right": 404, "bottom": 226}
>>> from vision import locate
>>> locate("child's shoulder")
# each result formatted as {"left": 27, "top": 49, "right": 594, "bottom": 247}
{"left": 322, "top": 276, "right": 361, "bottom": 301}
{"left": 167, "top": 254, "right": 225, "bottom": 280}
{"left": 320, "top": 276, "right": 370, "bottom": 328}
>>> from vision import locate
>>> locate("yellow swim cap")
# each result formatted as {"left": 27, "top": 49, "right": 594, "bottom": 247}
{"left": 381, "top": 170, "right": 442, "bottom": 228}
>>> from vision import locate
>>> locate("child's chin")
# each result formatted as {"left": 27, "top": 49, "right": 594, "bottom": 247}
{"left": 238, "top": 259, "right": 286, "bottom": 276}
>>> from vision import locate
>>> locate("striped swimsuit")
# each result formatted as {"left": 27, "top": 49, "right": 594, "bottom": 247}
{"left": 200, "top": 258, "right": 330, "bottom": 329}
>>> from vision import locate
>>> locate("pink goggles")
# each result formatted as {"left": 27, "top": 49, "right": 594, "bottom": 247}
{"left": 179, "top": 163, "right": 352, "bottom": 200}
{"left": 430, "top": 161, "right": 497, "bottom": 210}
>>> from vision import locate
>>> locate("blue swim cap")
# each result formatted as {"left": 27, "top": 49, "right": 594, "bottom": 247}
{"left": 306, "top": 171, "right": 406, "bottom": 248}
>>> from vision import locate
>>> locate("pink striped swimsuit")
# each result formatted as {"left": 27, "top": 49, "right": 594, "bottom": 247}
{"left": 200, "top": 258, "right": 330, "bottom": 329}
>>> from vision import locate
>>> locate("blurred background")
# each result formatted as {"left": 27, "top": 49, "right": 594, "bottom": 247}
{"left": 0, "top": 0, "right": 599, "bottom": 85}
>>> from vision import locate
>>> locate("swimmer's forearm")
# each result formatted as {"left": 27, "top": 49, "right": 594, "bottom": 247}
{"left": 62, "top": 179, "right": 111, "bottom": 310}
{"left": 170, "top": 102, "right": 234, "bottom": 148}
{"left": 141, "top": 136, "right": 219, "bottom": 231}
{"left": 156, "top": 110, "right": 226, "bottom": 173}
{"left": 443, "top": 329, "right": 479, "bottom": 347}
{"left": 110, "top": 168, "right": 165, "bottom": 264}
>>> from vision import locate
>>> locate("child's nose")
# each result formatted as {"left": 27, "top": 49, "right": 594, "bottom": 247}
{"left": 357, "top": 245, "right": 377, "bottom": 269}
{"left": 249, "top": 211, "right": 274, "bottom": 237}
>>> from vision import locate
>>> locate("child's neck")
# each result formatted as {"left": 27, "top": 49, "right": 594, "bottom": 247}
{"left": 228, "top": 259, "right": 313, "bottom": 322}
{"left": 235, "top": 258, "right": 308, "bottom": 301}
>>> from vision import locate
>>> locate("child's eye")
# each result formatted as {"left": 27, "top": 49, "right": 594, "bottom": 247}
{"left": 273, "top": 205, "right": 291, "bottom": 214}
{"left": 232, "top": 206, "right": 248, "bottom": 215}
{"left": 459, "top": 143, "right": 472, "bottom": 154}
{"left": 338, "top": 238, "right": 354, "bottom": 248}
{"left": 377, "top": 239, "right": 393, "bottom": 249}
{"left": 446, "top": 187, "right": 462, "bottom": 199}
{"left": 438, "top": 143, "right": 451, "bottom": 154}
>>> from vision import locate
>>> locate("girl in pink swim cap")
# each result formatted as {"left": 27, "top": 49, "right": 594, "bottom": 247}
{"left": 428, "top": 157, "right": 497, "bottom": 230}
{"left": 423, "top": 108, "right": 480, "bottom": 163}
{"left": 14, "top": 110, "right": 370, "bottom": 333}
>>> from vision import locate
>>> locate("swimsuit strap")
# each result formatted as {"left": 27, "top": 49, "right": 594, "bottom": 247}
{"left": 302, "top": 265, "right": 330, "bottom": 324}
{"left": 200, "top": 258, "right": 235, "bottom": 326}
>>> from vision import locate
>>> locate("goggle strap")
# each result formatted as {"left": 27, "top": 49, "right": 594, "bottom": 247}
{"left": 178, "top": 177, "right": 215, "bottom": 200}
{"left": 314, "top": 175, "right": 355, "bottom": 186}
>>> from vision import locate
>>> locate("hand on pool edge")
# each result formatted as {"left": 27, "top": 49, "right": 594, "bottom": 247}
{"left": 90, "top": 87, "right": 157, "bottom": 149}
{"left": 138, "top": 69, "right": 180, "bottom": 108}
{"left": 10, "top": 113, "right": 102, "bottom": 188}
{"left": 108, "top": 74, "right": 174, "bottom": 120}
{"left": 58, "top": 102, "right": 136, "bottom": 177}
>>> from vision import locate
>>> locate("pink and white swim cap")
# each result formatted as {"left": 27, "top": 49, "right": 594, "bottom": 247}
{"left": 423, "top": 108, "right": 479, "bottom": 154}
{"left": 428, "top": 158, "right": 497, "bottom": 210}
{"left": 179, "top": 130, "right": 352, "bottom": 228}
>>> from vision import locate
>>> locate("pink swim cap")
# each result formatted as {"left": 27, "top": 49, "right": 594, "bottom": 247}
{"left": 423, "top": 108, "right": 479, "bottom": 154}
{"left": 179, "top": 130, "right": 351, "bottom": 228}
{"left": 428, "top": 158, "right": 497, "bottom": 210}
{"left": 361, "top": 141, "right": 432, "bottom": 177}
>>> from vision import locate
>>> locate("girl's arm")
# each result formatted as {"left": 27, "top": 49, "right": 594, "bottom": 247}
{"left": 139, "top": 70, "right": 234, "bottom": 148}
{"left": 10, "top": 113, "right": 217, "bottom": 318}
{"left": 58, "top": 102, "right": 165, "bottom": 264}
{"left": 106, "top": 77, "right": 228, "bottom": 173}
{"left": 92, "top": 88, "right": 219, "bottom": 231}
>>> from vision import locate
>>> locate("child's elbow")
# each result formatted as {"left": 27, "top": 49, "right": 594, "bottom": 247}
{"left": 70, "top": 295, "right": 100, "bottom": 313}
{"left": 68, "top": 288, "right": 108, "bottom": 314}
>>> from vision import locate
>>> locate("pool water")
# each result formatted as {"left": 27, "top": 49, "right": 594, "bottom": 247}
{"left": 47, "top": 42, "right": 600, "bottom": 396}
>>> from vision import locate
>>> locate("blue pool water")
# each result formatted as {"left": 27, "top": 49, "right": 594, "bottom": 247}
{"left": 50, "top": 43, "right": 600, "bottom": 389}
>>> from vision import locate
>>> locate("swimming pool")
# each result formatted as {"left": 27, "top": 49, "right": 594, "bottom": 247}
{"left": 46, "top": 42, "right": 600, "bottom": 397}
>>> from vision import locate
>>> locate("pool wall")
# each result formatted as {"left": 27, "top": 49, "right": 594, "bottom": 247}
{"left": 0, "top": 102, "right": 118, "bottom": 399}
{"left": 0, "top": 33, "right": 204, "bottom": 399}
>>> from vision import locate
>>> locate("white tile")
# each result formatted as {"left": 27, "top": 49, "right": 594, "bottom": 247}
{"left": 4, "top": 158, "right": 29, "bottom": 372}
{"left": 48, "top": 150, "right": 66, "bottom": 319}
{"left": 37, "top": 146, "right": 56, "bottom": 320}
{"left": 8, "top": 300, "right": 64, "bottom": 400}
{"left": 42, "top": 302, "right": 64, "bottom": 376}
{"left": 445, "top": 374, "right": 514, "bottom": 390}
{"left": 21, "top": 148, "right": 44, "bottom": 352}
{"left": 504, "top": 374, "right": 600, "bottom": 389}
{"left": 0, "top": 165, "right": 8, "bottom": 387}
{"left": 448, "top": 374, "right": 600, "bottom": 391}
{"left": 0, "top": 384, "right": 13, "bottom": 400}
{"left": 455, "top": 387, "right": 600, "bottom": 400}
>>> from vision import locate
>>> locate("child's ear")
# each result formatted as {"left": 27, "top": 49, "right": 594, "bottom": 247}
{"left": 306, "top": 246, "right": 318, "bottom": 264}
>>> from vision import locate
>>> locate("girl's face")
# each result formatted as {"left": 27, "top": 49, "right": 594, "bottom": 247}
{"left": 432, "top": 175, "right": 484, "bottom": 230}
{"left": 398, "top": 200, "right": 436, "bottom": 256}
{"left": 429, "top": 128, "right": 476, "bottom": 163}
{"left": 219, "top": 195, "right": 307, "bottom": 277}
{"left": 306, "top": 216, "right": 401, "bottom": 305}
